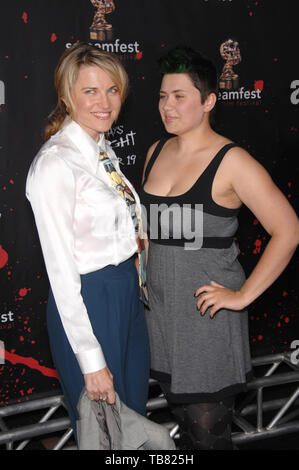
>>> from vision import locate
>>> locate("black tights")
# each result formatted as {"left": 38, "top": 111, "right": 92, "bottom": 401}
{"left": 160, "top": 383, "right": 235, "bottom": 450}
{"left": 172, "top": 398, "right": 235, "bottom": 450}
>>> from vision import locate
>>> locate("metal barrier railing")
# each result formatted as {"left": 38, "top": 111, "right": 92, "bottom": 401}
{"left": 232, "top": 352, "right": 299, "bottom": 445}
{"left": 0, "top": 352, "right": 298, "bottom": 449}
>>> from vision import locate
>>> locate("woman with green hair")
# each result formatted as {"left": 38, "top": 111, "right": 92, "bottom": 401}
{"left": 140, "top": 46, "right": 298, "bottom": 450}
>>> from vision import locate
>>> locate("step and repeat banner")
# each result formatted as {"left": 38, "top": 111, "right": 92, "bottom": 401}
{"left": 0, "top": 0, "right": 298, "bottom": 405}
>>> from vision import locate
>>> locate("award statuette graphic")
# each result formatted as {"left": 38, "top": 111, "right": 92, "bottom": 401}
{"left": 89, "top": 0, "right": 115, "bottom": 41}
{"left": 219, "top": 39, "right": 242, "bottom": 90}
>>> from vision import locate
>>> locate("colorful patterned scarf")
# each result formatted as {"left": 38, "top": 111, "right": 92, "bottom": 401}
{"left": 99, "top": 151, "right": 148, "bottom": 306}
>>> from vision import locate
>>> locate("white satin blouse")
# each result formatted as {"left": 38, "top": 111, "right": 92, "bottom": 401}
{"left": 26, "top": 119, "right": 140, "bottom": 374}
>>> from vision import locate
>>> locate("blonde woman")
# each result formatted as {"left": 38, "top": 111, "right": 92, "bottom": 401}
{"left": 26, "top": 43, "right": 150, "bottom": 442}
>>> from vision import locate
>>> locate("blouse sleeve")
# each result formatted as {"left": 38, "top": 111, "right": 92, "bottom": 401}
{"left": 26, "top": 152, "right": 107, "bottom": 374}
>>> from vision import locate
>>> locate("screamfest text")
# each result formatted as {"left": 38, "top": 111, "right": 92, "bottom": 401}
{"left": 66, "top": 39, "right": 140, "bottom": 54}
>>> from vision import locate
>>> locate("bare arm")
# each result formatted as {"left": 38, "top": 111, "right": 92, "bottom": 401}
{"left": 196, "top": 148, "right": 299, "bottom": 317}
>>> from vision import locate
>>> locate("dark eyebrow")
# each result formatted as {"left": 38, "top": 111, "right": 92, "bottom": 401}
{"left": 160, "top": 89, "right": 187, "bottom": 94}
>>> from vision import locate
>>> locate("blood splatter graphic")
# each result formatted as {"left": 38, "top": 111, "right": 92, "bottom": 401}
{"left": 254, "top": 80, "right": 264, "bottom": 91}
{"left": 19, "top": 288, "right": 28, "bottom": 297}
{"left": 51, "top": 33, "right": 57, "bottom": 43}
{"left": 253, "top": 239, "right": 262, "bottom": 254}
{"left": 22, "top": 12, "right": 28, "bottom": 24}
{"left": 136, "top": 51, "right": 143, "bottom": 60}
{"left": 0, "top": 345, "right": 58, "bottom": 379}
{"left": 0, "top": 245, "right": 8, "bottom": 268}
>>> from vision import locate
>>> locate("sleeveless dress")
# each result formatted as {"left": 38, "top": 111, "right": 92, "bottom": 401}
{"left": 140, "top": 138, "right": 253, "bottom": 403}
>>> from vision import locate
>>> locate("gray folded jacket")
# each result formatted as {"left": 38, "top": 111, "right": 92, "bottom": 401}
{"left": 76, "top": 389, "right": 176, "bottom": 450}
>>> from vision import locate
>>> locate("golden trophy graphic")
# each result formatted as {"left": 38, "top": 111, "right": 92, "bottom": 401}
{"left": 219, "top": 39, "right": 241, "bottom": 90}
{"left": 89, "top": 0, "right": 115, "bottom": 41}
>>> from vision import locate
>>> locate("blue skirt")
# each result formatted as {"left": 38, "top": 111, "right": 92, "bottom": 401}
{"left": 46, "top": 257, "right": 150, "bottom": 442}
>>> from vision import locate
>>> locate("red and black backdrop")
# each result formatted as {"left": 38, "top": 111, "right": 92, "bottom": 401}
{"left": 0, "top": 0, "right": 298, "bottom": 406}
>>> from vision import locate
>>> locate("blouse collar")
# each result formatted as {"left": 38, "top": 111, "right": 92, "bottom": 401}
{"left": 62, "top": 119, "right": 111, "bottom": 173}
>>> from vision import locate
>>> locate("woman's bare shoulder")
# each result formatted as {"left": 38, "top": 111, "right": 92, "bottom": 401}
{"left": 222, "top": 143, "right": 263, "bottom": 170}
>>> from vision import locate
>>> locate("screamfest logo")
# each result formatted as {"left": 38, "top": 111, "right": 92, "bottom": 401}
{"left": 89, "top": 0, "right": 115, "bottom": 42}
{"left": 0, "top": 311, "right": 15, "bottom": 330}
{"left": 67, "top": 0, "right": 141, "bottom": 60}
{"left": 218, "top": 39, "right": 263, "bottom": 105}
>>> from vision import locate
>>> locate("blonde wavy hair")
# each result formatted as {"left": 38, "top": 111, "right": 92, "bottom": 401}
{"left": 44, "top": 43, "right": 129, "bottom": 141}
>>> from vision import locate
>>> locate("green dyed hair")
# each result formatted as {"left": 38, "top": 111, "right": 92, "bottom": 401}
{"left": 158, "top": 46, "right": 218, "bottom": 103}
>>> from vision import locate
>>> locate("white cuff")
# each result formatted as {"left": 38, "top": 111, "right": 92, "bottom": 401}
{"left": 75, "top": 346, "right": 107, "bottom": 374}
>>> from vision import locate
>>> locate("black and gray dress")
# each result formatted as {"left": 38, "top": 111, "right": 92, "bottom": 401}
{"left": 140, "top": 138, "right": 253, "bottom": 404}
